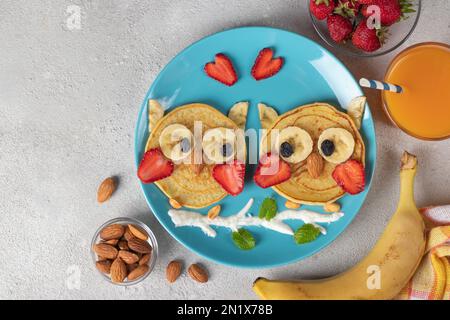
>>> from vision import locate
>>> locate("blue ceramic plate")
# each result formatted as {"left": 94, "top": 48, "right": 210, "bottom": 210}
{"left": 135, "top": 27, "right": 376, "bottom": 268}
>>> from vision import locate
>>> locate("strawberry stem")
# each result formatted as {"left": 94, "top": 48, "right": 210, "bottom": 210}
{"left": 399, "top": 0, "right": 416, "bottom": 19}
{"left": 315, "top": 0, "right": 330, "bottom": 6}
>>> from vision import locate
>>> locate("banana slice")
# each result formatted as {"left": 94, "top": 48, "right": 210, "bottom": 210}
{"left": 202, "top": 127, "right": 236, "bottom": 164}
{"left": 276, "top": 126, "right": 313, "bottom": 163}
{"left": 159, "top": 124, "right": 193, "bottom": 161}
{"left": 258, "top": 103, "right": 278, "bottom": 130}
{"left": 148, "top": 99, "right": 165, "bottom": 132}
{"left": 347, "top": 96, "right": 366, "bottom": 130}
{"left": 318, "top": 128, "right": 355, "bottom": 164}
{"left": 228, "top": 102, "right": 248, "bottom": 130}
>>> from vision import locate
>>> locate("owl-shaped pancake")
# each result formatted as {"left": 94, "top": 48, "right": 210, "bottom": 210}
{"left": 138, "top": 100, "right": 248, "bottom": 209}
{"left": 255, "top": 98, "right": 367, "bottom": 206}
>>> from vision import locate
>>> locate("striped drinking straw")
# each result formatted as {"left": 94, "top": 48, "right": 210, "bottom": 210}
{"left": 359, "top": 78, "right": 403, "bottom": 93}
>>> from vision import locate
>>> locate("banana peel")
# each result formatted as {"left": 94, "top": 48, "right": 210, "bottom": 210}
{"left": 253, "top": 151, "right": 426, "bottom": 300}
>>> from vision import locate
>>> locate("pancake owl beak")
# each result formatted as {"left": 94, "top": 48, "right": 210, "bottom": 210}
{"left": 189, "top": 150, "right": 204, "bottom": 175}
{"left": 306, "top": 153, "right": 324, "bottom": 179}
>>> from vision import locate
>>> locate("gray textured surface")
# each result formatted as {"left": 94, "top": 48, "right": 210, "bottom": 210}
{"left": 0, "top": 0, "right": 449, "bottom": 300}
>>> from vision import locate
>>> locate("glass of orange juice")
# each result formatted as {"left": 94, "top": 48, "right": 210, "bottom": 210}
{"left": 382, "top": 42, "right": 450, "bottom": 140}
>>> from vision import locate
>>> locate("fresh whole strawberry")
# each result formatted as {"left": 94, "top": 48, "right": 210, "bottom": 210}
{"left": 138, "top": 148, "right": 174, "bottom": 183}
{"left": 334, "top": 0, "right": 361, "bottom": 18}
{"left": 361, "top": 0, "right": 402, "bottom": 26}
{"left": 254, "top": 153, "right": 291, "bottom": 188}
{"left": 332, "top": 159, "right": 365, "bottom": 195}
{"left": 204, "top": 53, "right": 238, "bottom": 86}
{"left": 327, "top": 14, "right": 353, "bottom": 43}
{"left": 251, "top": 48, "right": 284, "bottom": 81}
{"left": 352, "top": 19, "right": 382, "bottom": 52}
{"left": 212, "top": 160, "right": 245, "bottom": 196}
{"left": 310, "top": 0, "right": 336, "bottom": 20}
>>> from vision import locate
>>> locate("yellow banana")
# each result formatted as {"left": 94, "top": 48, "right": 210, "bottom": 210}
{"left": 253, "top": 151, "right": 426, "bottom": 300}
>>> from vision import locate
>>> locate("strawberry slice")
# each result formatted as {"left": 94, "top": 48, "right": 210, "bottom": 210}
{"left": 254, "top": 153, "right": 291, "bottom": 188}
{"left": 332, "top": 160, "right": 366, "bottom": 195}
{"left": 204, "top": 53, "right": 238, "bottom": 86}
{"left": 251, "top": 48, "right": 284, "bottom": 81}
{"left": 138, "top": 148, "right": 174, "bottom": 183}
{"left": 212, "top": 160, "right": 245, "bottom": 196}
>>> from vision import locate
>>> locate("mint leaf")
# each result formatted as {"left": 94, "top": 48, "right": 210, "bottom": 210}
{"left": 258, "top": 198, "right": 277, "bottom": 221}
{"left": 232, "top": 228, "right": 256, "bottom": 250}
{"left": 294, "top": 224, "right": 321, "bottom": 244}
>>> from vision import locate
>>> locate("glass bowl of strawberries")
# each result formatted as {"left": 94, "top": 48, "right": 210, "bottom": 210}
{"left": 308, "top": 0, "right": 421, "bottom": 57}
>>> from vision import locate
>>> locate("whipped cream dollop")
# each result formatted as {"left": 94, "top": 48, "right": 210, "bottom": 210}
{"left": 168, "top": 198, "right": 344, "bottom": 238}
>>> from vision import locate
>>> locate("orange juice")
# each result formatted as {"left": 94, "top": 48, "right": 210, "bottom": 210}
{"left": 382, "top": 43, "right": 450, "bottom": 140}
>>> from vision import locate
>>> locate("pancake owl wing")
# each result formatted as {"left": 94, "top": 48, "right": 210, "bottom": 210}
{"left": 346, "top": 96, "right": 366, "bottom": 130}
{"left": 228, "top": 101, "right": 249, "bottom": 130}
{"left": 148, "top": 99, "right": 165, "bottom": 132}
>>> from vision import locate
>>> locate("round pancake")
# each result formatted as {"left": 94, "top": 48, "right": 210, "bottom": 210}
{"left": 145, "top": 103, "right": 240, "bottom": 209}
{"left": 265, "top": 103, "right": 365, "bottom": 205}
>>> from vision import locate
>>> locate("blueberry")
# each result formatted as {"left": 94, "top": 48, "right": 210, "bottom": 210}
{"left": 280, "top": 141, "right": 294, "bottom": 158}
{"left": 180, "top": 138, "right": 191, "bottom": 153}
{"left": 321, "top": 139, "right": 335, "bottom": 156}
{"left": 222, "top": 143, "right": 233, "bottom": 157}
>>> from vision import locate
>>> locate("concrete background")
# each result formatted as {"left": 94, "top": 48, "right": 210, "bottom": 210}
{"left": 0, "top": 0, "right": 448, "bottom": 299}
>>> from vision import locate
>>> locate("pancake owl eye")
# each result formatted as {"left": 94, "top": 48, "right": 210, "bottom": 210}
{"left": 180, "top": 138, "right": 191, "bottom": 153}
{"left": 318, "top": 128, "right": 355, "bottom": 164}
{"left": 159, "top": 124, "right": 193, "bottom": 161}
{"left": 222, "top": 143, "right": 233, "bottom": 157}
{"left": 280, "top": 141, "right": 294, "bottom": 158}
{"left": 320, "top": 139, "right": 335, "bottom": 156}
{"left": 277, "top": 126, "right": 313, "bottom": 163}
{"left": 202, "top": 127, "right": 236, "bottom": 164}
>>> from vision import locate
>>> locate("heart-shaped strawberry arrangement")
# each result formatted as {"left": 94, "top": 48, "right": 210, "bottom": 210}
{"left": 204, "top": 48, "right": 284, "bottom": 86}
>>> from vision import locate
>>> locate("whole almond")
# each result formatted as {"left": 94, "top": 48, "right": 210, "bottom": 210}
{"left": 97, "top": 256, "right": 110, "bottom": 261}
{"left": 128, "top": 237, "right": 152, "bottom": 254}
{"left": 285, "top": 200, "right": 301, "bottom": 209}
{"left": 128, "top": 224, "right": 149, "bottom": 241}
{"left": 96, "top": 260, "right": 112, "bottom": 274}
{"left": 127, "top": 263, "right": 138, "bottom": 274}
{"left": 110, "top": 258, "right": 127, "bottom": 283}
{"left": 169, "top": 198, "right": 182, "bottom": 209}
{"left": 123, "top": 227, "right": 134, "bottom": 241}
{"left": 93, "top": 243, "right": 118, "bottom": 260}
{"left": 100, "top": 224, "right": 125, "bottom": 241}
{"left": 139, "top": 253, "right": 151, "bottom": 266}
{"left": 324, "top": 202, "right": 341, "bottom": 213}
{"left": 188, "top": 264, "right": 208, "bottom": 283}
{"left": 128, "top": 265, "right": 149, "bottom": 281}
{"left": 207, "top": 205, "right": 221, "bottom": 220}
{"left": 166, "top": 260, "right": 182, "bottom": 283}
{"left": 103, "top": 239, "right": 119, "bottom": 246}
{"left": 97, "top": 177, "right": 116, "bottom": 203}
{"left": 118, "top": 250, "right": 140, "bottom": 265}
{"left": 306, "top": 153, "right": 324, "bottom": 179}
{"left": 118, "top": 240, "right": 129, "bottom": 250}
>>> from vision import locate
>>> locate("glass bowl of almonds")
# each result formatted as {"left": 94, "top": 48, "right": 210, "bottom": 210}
{"left": 91, "top": 217, "right": 158, "bottom": 286}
